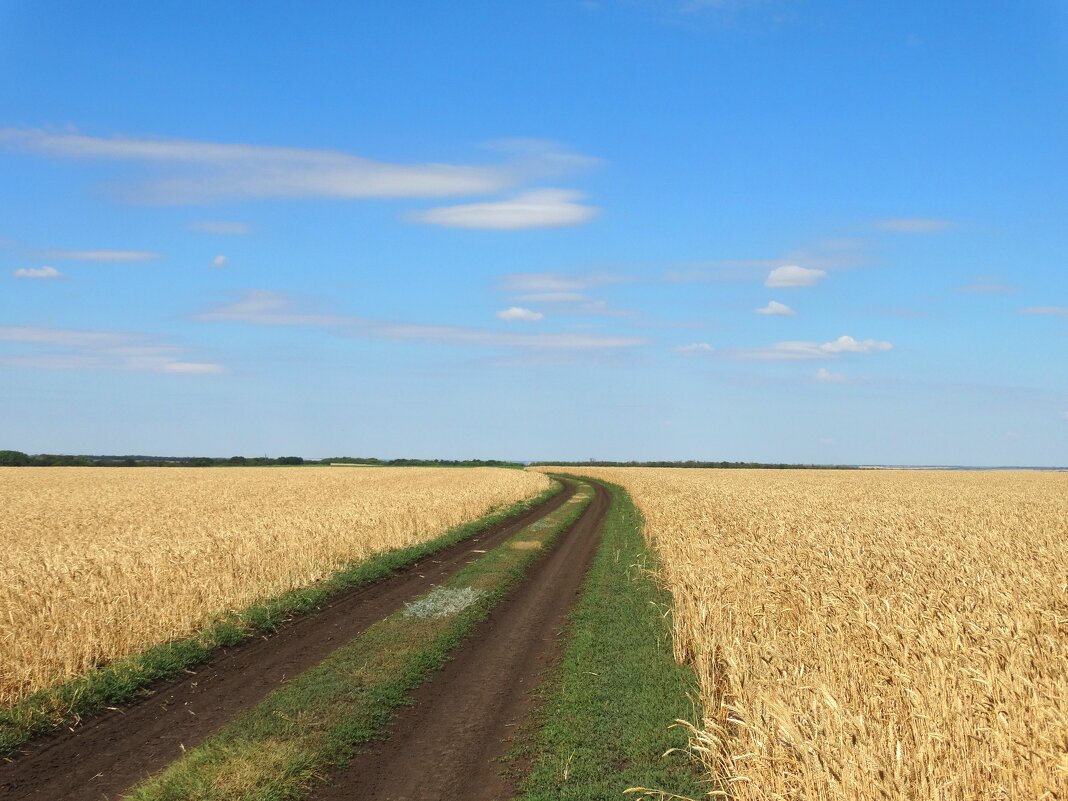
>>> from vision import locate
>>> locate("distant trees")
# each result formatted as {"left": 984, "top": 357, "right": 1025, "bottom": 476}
{"left": 0, "top": 450, "right": 31, "bottom": 466}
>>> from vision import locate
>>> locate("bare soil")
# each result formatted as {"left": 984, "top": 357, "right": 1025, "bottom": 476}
{"left": 0, "top": 482, "right": 576, "bottom": 801}
{"left": 308, "top": 480, "right": 610, "bottom": 801}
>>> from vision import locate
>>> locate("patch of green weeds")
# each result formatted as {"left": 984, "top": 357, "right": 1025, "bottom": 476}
{"left": 514, "top": 477, "right": 707, "bottom": 801}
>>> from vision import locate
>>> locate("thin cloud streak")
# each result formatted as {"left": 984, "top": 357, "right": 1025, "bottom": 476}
{"left": 875, "top": 218, "right": 953, "bottom": 233}
{"left": 731, "top": 335, "right": 893, "bottom": 361}
{"left": 0, "top": 325, "right": 223, "bottom": 374}
{"left": 409, "top": 189, "right": 599, "bottom": 229}
{"left": 38, "top": 249, "right": 158, "bottom": 262}
{"left": 199, "top": 290, "right": 645, "bottom": 351}
{"left": 0, "top": 129, "right": 596, "bottom": 205}
{"left": 13, "top": 266, "right": 61, "bottom": 279}
{"left": 190, "top": 221, "right": 252, "bottom": 235}
{"left": 1022, "top": 306, "right": 1068, "bottom": 316}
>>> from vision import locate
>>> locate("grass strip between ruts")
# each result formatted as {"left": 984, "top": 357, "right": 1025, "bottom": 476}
{"left": 513, "top": 476, "right": 707, "bottom": 801}
{"left": 125, "top": 481, "right": 596, "bottom": 801}
{"left": 0, "top": 479, "right": 564, "bottom": 757}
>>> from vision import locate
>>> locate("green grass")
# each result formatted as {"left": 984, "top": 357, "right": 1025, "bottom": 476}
{"left": 514, "top": 477, "right": 707, "bottom": 801}
{"left": 125, "top": 482, "right": 596, "bottom": 801}
{"left": 0, "top": 481, "right": 563, "bottom": 756}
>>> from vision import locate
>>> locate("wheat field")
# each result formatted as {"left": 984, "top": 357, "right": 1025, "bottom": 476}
{"left": 0, "top": 466, "right": 551, "bottom": 706}
{"left": 535, "top": 467, "right": 1068, "bottom": 800}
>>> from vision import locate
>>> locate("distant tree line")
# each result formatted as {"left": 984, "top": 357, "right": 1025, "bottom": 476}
{"left": 529, "top": 459, "right": 857, "bottom": 470}
{"left": 0, "top": 450, "right": 522, "bottom": 468}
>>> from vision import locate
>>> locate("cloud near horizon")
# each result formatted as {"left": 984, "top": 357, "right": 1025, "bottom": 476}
{"left": 0, "top": 325, "right": 223, "bottom": 374}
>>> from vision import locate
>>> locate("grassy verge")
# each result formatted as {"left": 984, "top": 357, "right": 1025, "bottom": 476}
{"left": 125, "top": 482, "right": 596, "bottom": 801}
{"left": 0, "top": 481, "right": 563, "bottom": 756}
{"left": 514, "top": 477, "right": 707, "bottom": 801}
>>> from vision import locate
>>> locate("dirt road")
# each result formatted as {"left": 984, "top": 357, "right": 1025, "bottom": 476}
{"left": 309, "top": 479, "right": 610, "bottom": 801}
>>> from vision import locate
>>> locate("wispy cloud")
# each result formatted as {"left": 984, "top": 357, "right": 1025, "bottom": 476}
{"left": 499, "top": 271, "right": 632, "bottom": 316}
{"left": 732, "top": 335, "right": 892, "bottom": 361}
{"left": 212, "top": 255, "right": 228, "bottom": 269}
{"left": 496, "top": 306, "right": 544, "bottom": 322}
{"left": 875, "top": 218, "right": 953, "bottom": 233}
{"left": 199, "top": 290, "right": 645, "bottom": 352}
{"left": 765, "top": 265, "right": 826, "bottom": 288}
{"left": 673, "top": 342, "right": 715, "bottom": 354}
{"left": 190, "top": 221, "right": 252, "bottom": 235}
{"left": 409, "top": 189, "right": 599, "bottom": 229}
{"left": 0, "top": 325, "right": 223, "bottom": 374}
{"left": 38, "top": 249, "right": 158, "bottom": 262}
{"left": 500, "top": 272, "right": 626, "bottom": 293}
{"left": 959, "top": 278, "right": 1015, "bottom": 294}
{"left": 755, "top": 300, "right": 795, "bottom": 316}
{"left": 13, "top": 266, "right": 61, "bottom": 280}
{"left": 1021, "top": 306, "right": 1068, "bottom": 316}
{"left": 0, "top": 129, "right": 596, "bottom": 205}
{"left": 815, "top": 366, "right": 846, "bottom": 383}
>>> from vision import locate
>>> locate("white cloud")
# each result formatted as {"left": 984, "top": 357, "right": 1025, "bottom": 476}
{"left": 212, "top": 255, "right": 228, "bottom": 268}
{"left": 733, "top": 335, "right": 893, "bottom": 361}
{"left": 0, "top": 325, "right": 223, "bottom": 374}
{"left": 199, "top": 290, "right": 645, "bottom": 352}
{"left": 765, "top": 265, "right": 827, "bottom": 288}
{"left": 1063, "top": 411, "right": 1068, "bottom": 421}
{"left": 755, "top": 300, "right": 795, "bottom": 316}
{"left": 820, "top": 335, "right": 893, "bottom": 354}
{"left": 13, "top": 266, "right": 61, "bottom": 279}
{"left": 815, "top": 367, "right": 846, "bottom": 383}
{"left": 190, "top": 221, "right": 252, "bottom": 235}
{"left": 496, "top": 306, "right": 544, "bottom": 322}
{"left": 673, "top": 342, "right": 715, "bottom": 354}
{"left": 875, "top": 218, "right": 953, "bottom": 233}
{"left": 0, "top": 129, "right": 594, "bottom": 204}
{"left": 39, "top": 249, "right": 157, "bottom": 262}
{"left": 1022, "top": 306, "right": 1068, "bottom": 317}
{"left": 409, "top": 189, "right": 599, "bottom": 229}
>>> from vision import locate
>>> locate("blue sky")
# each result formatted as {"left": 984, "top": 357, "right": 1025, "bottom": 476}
{"left": 1, "top": 1, "right": 1066, "bottom": 465}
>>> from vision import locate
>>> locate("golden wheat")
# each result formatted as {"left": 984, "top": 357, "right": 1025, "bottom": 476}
{"left": 0, "top": 466, "right": 551, "bottom": 706}
{"left": 535, "top": 467, "right": 1068, "bottom": 800}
